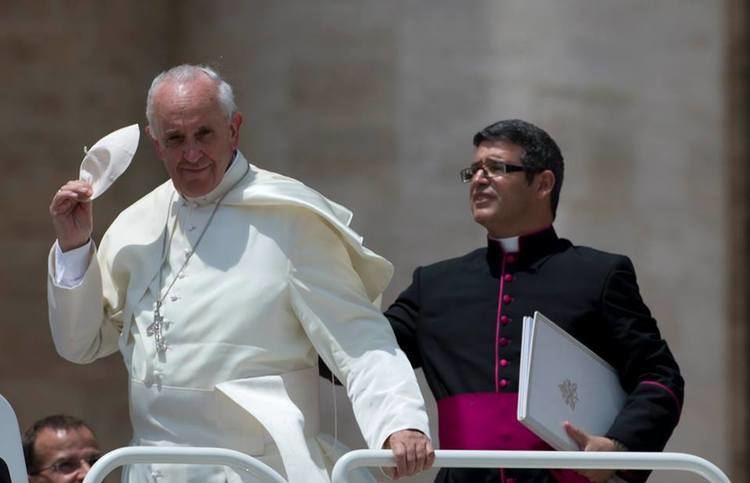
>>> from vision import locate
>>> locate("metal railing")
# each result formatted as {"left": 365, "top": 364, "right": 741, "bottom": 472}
{"left": 331, "top": 449, "right": 731, "bottom": 483}
{"left": 82, "top": 447, "right": 731, "bottom": 483}
{"left": 82, "top": 446, "right": 287, "bottom": 483}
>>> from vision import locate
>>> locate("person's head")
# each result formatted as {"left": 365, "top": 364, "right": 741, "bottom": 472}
{"left": 23, "top": 415, "right": 101, "bottom": 483}
{"left": 145, "top": 64, "right": 243, "bottom": 198}
{"left": 463, "top": 119, "right": 564, "bottom": 238}
{"left": 0, "top": 459, "right": 10, "bottom": 483}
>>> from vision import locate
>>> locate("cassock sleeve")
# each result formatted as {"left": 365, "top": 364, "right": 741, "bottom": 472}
{"left": 384, "top": 269, "right": 424, "bottom": 369}
{"left": 47, "top": 238, "right": 123, "bottom": 364}
{"left": 601, "top": 256, "right": 684, "bottom": 460}
{"left": 286, "top": 210, "right": 431, "bottom": 450}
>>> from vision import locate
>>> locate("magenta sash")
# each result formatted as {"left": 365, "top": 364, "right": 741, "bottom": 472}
{"left": 438, "top": 392, "right": 590, "bottom": 483}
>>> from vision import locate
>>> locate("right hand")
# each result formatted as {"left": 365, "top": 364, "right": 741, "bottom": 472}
{"left": 563, "top": 421, "right": 618, "bottom": 483}
{"left": 49, "top": 180, "right": 94, "bottom": 251}
{"left": 382, "top": 429, "right": 435, "bottom": 480}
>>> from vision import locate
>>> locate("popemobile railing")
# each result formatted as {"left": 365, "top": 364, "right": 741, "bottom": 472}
{"left": 82, "top": 446, "right": 732, "bottom": 483}
{"left": 331, "top": 449, "right": 732, "bottom": 483}
{"left": 81, "top": 446, "right": 287, "bottom": 483}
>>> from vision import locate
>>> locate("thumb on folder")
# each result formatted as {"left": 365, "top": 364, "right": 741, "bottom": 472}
{"left": 563, "top": 421, "right": 618, "bottom": 483}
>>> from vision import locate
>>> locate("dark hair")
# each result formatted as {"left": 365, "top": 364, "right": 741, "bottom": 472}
{"left": 0, "top": 459, "right": 10, "bottom": 483}
{"left": 22, "top": 415, "right": 93, "bottom": 474}
{"left": 473, "top": 119, "right": 565, "bottom": 217}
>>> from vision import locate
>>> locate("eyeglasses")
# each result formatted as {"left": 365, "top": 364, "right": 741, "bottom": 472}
{"left": 32, "top": 454, "right": 101, "bottom": 475}
{"left": 459, "top": 160, "right": 528, "bottom": 183}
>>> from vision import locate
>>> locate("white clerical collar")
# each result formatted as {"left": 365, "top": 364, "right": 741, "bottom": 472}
{"left": 489, "top": 235, "right": 519, "bottom": 253}
{"left": 181, "top": 151, "right": 246, "bottom": 206}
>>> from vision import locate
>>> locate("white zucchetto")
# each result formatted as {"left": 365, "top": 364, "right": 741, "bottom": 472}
{"left": 79, "top": 124, "right": 140, "bottom": 199}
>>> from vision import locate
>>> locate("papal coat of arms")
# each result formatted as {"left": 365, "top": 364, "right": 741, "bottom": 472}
{"left": 559, "top": 378, "right": 580, "bottom": 410}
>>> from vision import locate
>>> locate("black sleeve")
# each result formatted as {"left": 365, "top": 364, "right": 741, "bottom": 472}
{"left": 383, "top": 267, "right": 424, "bottom": 368}
{"left": 600, "top": 257, "right": 685, "bottom": 481}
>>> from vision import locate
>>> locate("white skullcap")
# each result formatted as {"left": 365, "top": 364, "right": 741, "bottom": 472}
{"left": 79, "top": 124, "right": 140, "bottom": 199}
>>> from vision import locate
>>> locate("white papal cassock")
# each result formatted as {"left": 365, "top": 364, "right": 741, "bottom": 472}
{"left": 47, "top": 152, "right": 430, "bottom": 483}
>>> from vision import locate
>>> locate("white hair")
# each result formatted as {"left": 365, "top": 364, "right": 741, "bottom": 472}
{"left": 145, "top": 64, "right": 237, "bottom": 135}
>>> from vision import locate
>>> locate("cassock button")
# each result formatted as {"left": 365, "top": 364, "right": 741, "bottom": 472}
{"left": 498, "top": 337, "right": 509, "bottom": 347}
{"left": 503, "top": 273, "right": 513, "bottom": 282}
{"left": 500, "top": 359, "right": 509, "bottom": 367}
{"left": 502, "top": 294, "right": 513, "bottom": 304}
{"left": 500, "top": 315, "right": 510, "bottom": 325}
{"left": 499, "top": 379, "right": 508, "bottom": 388}
{"left": 507, "top": 479, "right": 516, "bottom": 483}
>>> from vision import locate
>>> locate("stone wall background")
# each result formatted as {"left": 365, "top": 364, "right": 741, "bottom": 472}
{"left": 0, "top": 1, "right": 738, "bottom": 482}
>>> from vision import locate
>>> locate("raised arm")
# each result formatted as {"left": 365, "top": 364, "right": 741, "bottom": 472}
{"left": 47, "top": 180, "right": 120, "bottom": 363}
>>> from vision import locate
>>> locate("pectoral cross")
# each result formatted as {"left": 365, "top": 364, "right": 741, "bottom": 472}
{"left": 147, "top": 302, "right": 169, "bottom": 353}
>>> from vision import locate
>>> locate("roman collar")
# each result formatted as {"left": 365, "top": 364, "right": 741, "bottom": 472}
{"left": 486, "top": 225, "right": 560, "bottom": 275}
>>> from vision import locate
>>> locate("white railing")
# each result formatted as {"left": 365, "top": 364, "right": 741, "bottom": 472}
{"left": 82, "top": 447, "right": 731, "bottom": 483}
{"left": 331, "top": 449, "right": 731, "bottom": 483}
{"left": 82, "top": 446, "right": 287, "bottom": 483}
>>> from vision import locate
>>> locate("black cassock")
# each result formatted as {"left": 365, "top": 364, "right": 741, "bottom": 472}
{"left": 385, "top": 226, "right": 684, "bottom": 483}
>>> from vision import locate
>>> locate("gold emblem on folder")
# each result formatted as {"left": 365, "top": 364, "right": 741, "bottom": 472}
{"left": 559, "top": 379, "right": 579, "bottom": 410}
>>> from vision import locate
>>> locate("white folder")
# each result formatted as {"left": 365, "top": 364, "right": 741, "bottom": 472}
{"left": 517, "top": 311, "right": 626, "bottom": 451}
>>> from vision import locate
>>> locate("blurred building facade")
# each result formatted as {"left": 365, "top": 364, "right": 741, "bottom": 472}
{"left": 0, "top": 1, "right": 746, "bottom": 482}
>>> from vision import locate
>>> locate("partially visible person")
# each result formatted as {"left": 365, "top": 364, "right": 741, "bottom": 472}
{"left": 23, "top": 415, "right": 102, "bottom": 483}
{"left": 0, "top": 459, "right": 11, "bottom": 483}
{"left": 385, "top": 119, "right": 684, "bottom": 483}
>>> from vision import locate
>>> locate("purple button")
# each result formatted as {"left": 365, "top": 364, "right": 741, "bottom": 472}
{"left": 498, "top": 337, "right": 509, "bottom": 347}
{"left": 504, "top": 273, "right": 513, "bottom": 282}
{"left": 499, "top": 379, "right": 508, "bottom": 388}
{"left": 500, "top": 359, "right": 509, "bottom": 367}
{"left": 500, "top": 315, "right": 510, "bottom": 325}
{"left": 502, "top": 294, "right": 513, "bottom": 304}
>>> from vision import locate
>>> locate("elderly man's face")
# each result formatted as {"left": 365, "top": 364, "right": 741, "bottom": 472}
{"left": 148, "top": 75, "right": 242, "bottom": 197}
{"left": 30, "top": 427, "right": 101, "bottom": 483}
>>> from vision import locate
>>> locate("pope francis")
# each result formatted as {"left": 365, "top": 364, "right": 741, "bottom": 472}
{"left": 47, "top": 64, "right": 433, "bottom": 483}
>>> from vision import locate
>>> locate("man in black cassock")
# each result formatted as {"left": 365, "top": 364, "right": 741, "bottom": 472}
{"left": 384, "top": 119, "right": 684, "bottom": 483}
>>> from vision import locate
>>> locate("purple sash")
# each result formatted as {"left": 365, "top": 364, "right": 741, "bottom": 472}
{"left": 438, "top": 392, "right": 590, "bottom": 483}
